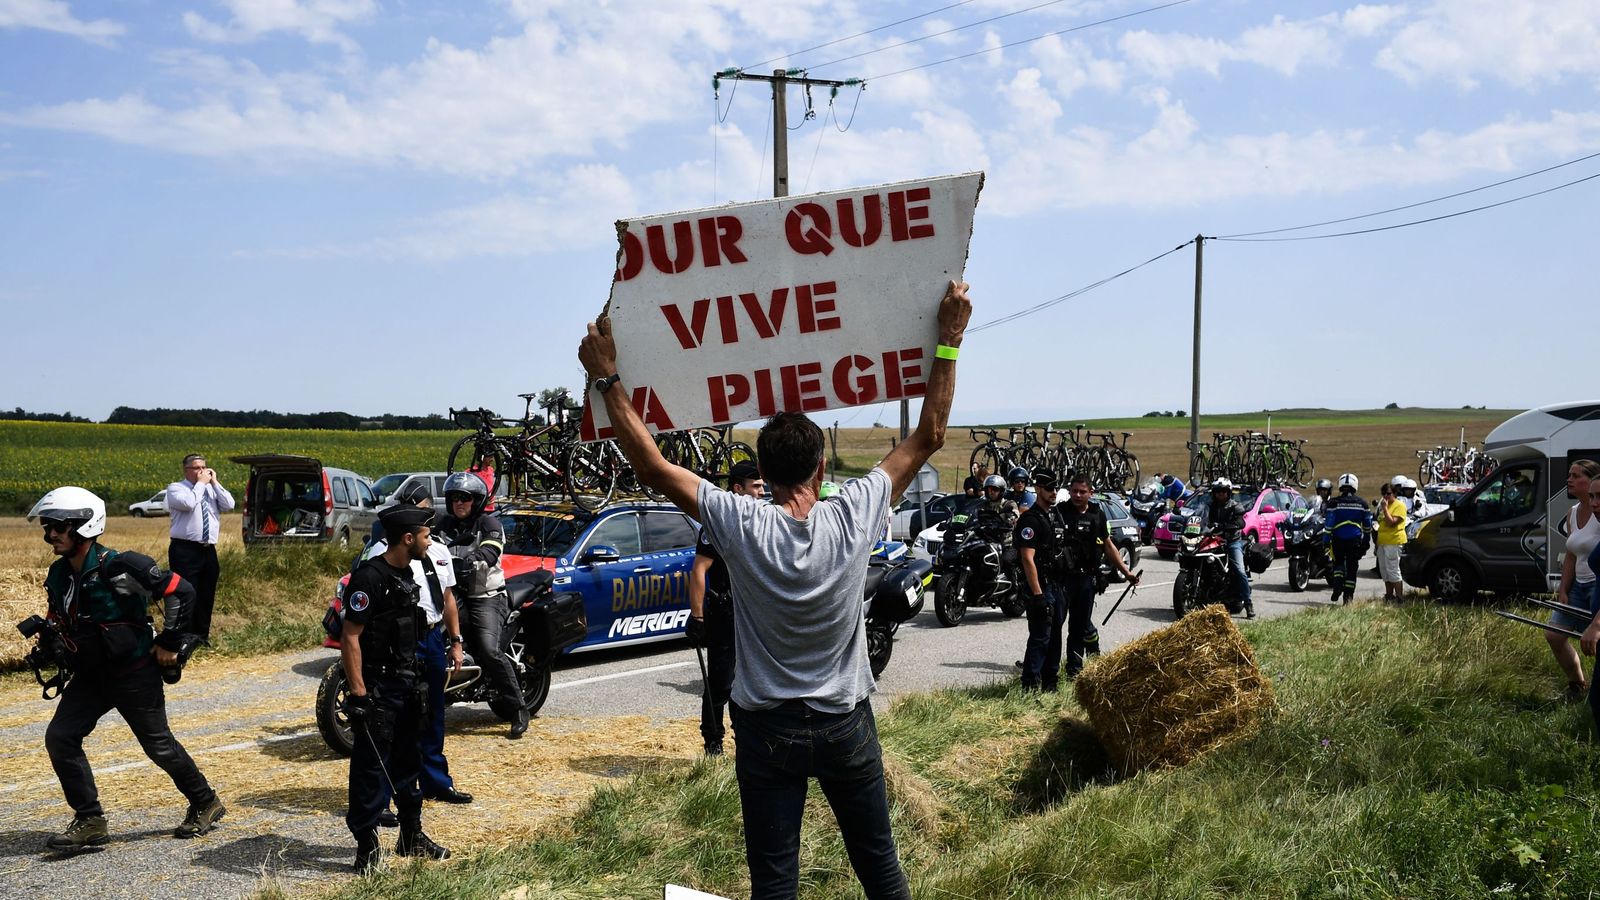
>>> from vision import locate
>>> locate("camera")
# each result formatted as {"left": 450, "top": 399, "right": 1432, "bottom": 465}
{"left": 16, "top": 613, "right": 72, "bottom": 699}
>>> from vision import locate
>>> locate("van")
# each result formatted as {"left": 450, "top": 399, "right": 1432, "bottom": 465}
{"left": 232, "top": 454, "right": 380, "bottom": 547}
{"left": 1402, "top": 402, "right": 1600, "bottom": 599}
{"left": 371, "top": 471, "right": 510, "bottom": 512}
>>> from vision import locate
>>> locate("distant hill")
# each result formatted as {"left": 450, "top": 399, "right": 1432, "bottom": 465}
{"left": 105, "top": 406, "right": 455, "bottom": 431}
{"left": 966, "top": 407, "right": 1517, "bottom": 432}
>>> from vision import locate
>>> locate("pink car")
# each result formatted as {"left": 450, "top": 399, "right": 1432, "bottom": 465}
{"left": 1153, "top": 485, "right": 1308, "bottom": 559}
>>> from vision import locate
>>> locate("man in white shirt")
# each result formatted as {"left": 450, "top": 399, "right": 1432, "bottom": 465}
{"left": 165, "top": 454, "right": 234, "bottom": 643}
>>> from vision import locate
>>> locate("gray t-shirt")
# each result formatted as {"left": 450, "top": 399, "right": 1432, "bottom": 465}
{"left": 696, "top": 467, "right": 892, "bottom": 713}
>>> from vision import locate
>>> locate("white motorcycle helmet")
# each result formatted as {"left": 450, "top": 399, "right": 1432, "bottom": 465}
{"left": 1338, "top": 473, "right": 1359, "bottom": 492}
{"left": 28, "top": 486, "right": 107, "bottom": 539}
{"left": 1391, "top": 475, "right": 1408, "bottom": 489}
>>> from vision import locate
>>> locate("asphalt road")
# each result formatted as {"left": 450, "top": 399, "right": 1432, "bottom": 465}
{"left": 0, "top": 550, "right": 1382, "bottom": 899}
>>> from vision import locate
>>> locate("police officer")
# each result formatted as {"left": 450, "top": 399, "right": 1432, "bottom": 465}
{"left": 685, "top": 460, "right": 764, "bottom": 756}
{"left": 362, "top": 481, "right": 472, "bottom": 816}
{"left": 435, "top": 471, "right": 526, "bottom": 738}
{"left": 29, "top": 486, "right": 224, "bottom": 850}
{"left": 1016, "top": 468, "right": 1067, "bottom": 690}
{"left": 1054, "top": 472, "right": 1141, "bottom": 677}
{"left": 342, "top": 504, "right": 451, "bottom": 874}
{"left": 1205, "top": 478, "right": 1256, "bottom": 619}
{"left": 1323, "top": 474, "right": 1372, "bottom": 605}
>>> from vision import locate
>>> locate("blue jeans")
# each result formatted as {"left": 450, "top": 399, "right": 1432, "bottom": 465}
{"left": 730, "top": 700, "right": 910, "bottom": 900}
{"left": 1021, "top": 586, "right": 1066, "bottom": 690}
{"left": 1227, "top": 539, "right": 1253, "bottom": 606}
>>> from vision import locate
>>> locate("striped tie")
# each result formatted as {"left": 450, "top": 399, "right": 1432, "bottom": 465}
{"left": 201, "top": 492, "right": 213, "bottom": 544}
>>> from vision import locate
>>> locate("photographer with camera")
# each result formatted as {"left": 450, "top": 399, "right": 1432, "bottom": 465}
{"left": 26, "top": 487, "right": 223, "bottom": 851}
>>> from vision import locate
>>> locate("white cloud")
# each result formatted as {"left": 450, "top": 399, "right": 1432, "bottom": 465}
{"left": 0, "top": 0, "right": 122, "bottom": 44}
{"left": 1376, "top": 0, "right": 1600, "bottom": 89}
{"left": 1120, "top": 5, "right": 1407, "bottom": 80}
{"left": 182, "top": 0, "right": 375, "bottom": 50}
{"left": 1028, "top": 34, "right": 1123, "bottom": 96}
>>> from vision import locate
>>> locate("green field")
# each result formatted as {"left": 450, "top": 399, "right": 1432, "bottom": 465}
{"left": 0, "top": 407, "right": 1517, "bottom": 516}
{"left": 0, "top": 420, "right": 460, "bottom": 515}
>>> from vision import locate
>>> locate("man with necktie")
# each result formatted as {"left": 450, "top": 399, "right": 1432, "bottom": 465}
{"left": 165, "top": 454, "right": 233, "bottom": 644}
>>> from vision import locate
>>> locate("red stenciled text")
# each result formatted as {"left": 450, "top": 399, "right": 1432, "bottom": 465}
{"left": 659, "top": 281, "right": 841, "bottom": 350}
{"left": 706, "top": 347, "right": 925, "bottom": 421}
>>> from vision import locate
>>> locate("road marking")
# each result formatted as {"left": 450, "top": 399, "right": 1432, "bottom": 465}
{"left": 551, "top": 660, "right": 696, "bottom": 690}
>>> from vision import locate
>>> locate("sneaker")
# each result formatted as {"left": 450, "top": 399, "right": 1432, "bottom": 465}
{"left": 396, "top": 824, "right": 451, "bottom": 860}
{"left": 174, "top": 796, "right": 226, "bottom": 838}
{"left": 46, "top": 814, "right": 108, "bottom": 851}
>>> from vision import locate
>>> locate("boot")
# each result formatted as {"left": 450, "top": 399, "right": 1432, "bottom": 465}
{"left": 509, "top": 706, "right": 530, "bottom": 740}
{"left": 353, "top": 828, "right": 383, "bottom": 874}
{"left": 174, "top": 795, "right": 226, "bottom": 838}
{"left": 396, "top": 821, "right": 451, "bottom": 860}
{"left": 46, "top": 814, "right": 108, "bottom": 851}
{"left": 1244, "top": 603, "right": 1256, "bottom": 620}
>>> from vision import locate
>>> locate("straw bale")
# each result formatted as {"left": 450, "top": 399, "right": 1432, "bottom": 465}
{"left": 1074, "top": 605, "right": 1273, "bottom": 774}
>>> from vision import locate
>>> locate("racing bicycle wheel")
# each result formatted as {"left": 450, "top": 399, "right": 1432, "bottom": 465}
{"left": 447, "top": 435, "right": 507, "bottom": 496}
{"left": 563, "top": 441, "right": 618, "bottom": 510}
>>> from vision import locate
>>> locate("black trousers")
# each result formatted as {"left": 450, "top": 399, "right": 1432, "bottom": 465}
{"left": 1061, "top": 573, "right": 1098, "bottom": 677}
{"left": 168, "top": 539, "right": 220, "bottom": 642}
{"left": 461, "top": 592, "right": 523, "bottom": 711}
{"left": 700, "top": 595, "right": 736, "bottom": 746}
{"left": 347, "top": 673, "right": 424, "bottom": 836}
{"left": 45, "top": 662, "right": 214, "bottom": 817}
{"left": 1330, "top": 537, "right": 1365, "bottom": 598}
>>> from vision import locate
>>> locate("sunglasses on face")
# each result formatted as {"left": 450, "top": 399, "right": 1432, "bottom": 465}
{"left": 40, "top": 520, "right": 73, "bottom": 535}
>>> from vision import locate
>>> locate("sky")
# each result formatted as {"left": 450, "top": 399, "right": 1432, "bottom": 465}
{"left": 2, "top": 0, "right": 1597, "bottom": 427}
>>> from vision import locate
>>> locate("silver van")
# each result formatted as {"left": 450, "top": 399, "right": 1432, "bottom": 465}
{"left": 371, "top": 471, "right": 509, "bottom": 511}
{"left": 232, "top": 454, "right": 379, "bottom": 547}
{"left": 1403, "top": 402, "right": 1600, "bottom": 599}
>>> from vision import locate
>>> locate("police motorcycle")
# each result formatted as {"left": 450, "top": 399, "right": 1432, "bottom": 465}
{"left": 1171, "top": 521, "right": 1271, "bottom": 619}
{"left": 862, "top": 541, "right": 932, "bottom": 677}
{"left": 931, "top": 501, "right": 1026, "bottom": 626}
{"left": 1281, "top": 508, "right": 1336, "bottom": 592}
{"left": 1128, "top": 481, "right": 1166, "bottom": 546}
{"left": 315, "top": 569, "right": 586, "bottom": 757}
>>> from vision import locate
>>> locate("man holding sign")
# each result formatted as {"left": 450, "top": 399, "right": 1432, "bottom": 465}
{"left": 579, "top": 279, "right": 971, "bottom": 900}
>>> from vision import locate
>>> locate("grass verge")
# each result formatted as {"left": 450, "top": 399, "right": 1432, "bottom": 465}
{"left": 325, "top": 601, "right": 1600, "bottom": 899}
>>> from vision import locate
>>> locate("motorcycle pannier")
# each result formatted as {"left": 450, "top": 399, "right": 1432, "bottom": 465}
{"left": 1245, "top": 541, "right": 1274, "bottom": 574}
{"left": 871, "top": 559, "right": 932, "bottom": 623}
{"left": 525, "top": 591, "right": 588, "bottom": 655}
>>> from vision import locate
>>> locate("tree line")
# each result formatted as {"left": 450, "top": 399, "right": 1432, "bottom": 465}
{"left": 0, "top": 406, "right": 456, "bottom": 430}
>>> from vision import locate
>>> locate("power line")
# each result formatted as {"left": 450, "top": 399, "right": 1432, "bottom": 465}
{"left": 967, "top": 239, "right": 1194, "bottom": 333}
{"left": 1209, "top": 169, "right": 1600, "bottom": 243}
{"left": 808, "top": 0, "right": 1079, "bottom": 72}
{"left": 741, "top": 0, "right": 979, "bottom": 72}
{"left": 866, "top": 0, "right": 1197, "bottom": 81}
{"left": 1215, "top": 148, "right": 1600, "bottom": 239}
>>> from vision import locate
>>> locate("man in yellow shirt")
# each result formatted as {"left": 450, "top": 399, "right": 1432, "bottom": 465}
{"left": 1375, "top": 482, "right": 1408, "bottom": 601}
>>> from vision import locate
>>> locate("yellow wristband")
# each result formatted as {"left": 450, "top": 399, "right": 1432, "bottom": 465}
{"left": 935, "top": 344, "right": 960, "bottom": 361}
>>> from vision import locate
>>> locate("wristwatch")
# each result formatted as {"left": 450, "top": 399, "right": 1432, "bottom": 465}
{"left": 447, "top": 634, "right": 464, "bottom": 646}
{"left": 592, "top": 373, "right": 621, "bottom": 394}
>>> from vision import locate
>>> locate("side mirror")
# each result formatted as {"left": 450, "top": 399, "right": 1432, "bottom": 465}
{"left": 580, "top": 545, "right": 620, "bottom": 565}
{"left": 1445, "top": 509, "right": 1456, "bottom": 524}
{"left": 1261, "top": 505, "right": 1278, "bottom": 515}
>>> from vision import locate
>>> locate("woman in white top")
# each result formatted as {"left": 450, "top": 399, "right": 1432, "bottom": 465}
{"left": 1547, "top": 459, "right": 1600, "bottom": 699}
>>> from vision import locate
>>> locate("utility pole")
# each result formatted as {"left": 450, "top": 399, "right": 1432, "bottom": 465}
{"left": 1189, "top": 235, "right": 1204, "bottom": 481}
{"left": 714, "top": 68, "right": 861, "bottom": 199}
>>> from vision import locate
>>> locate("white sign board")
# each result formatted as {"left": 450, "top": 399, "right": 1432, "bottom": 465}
{"left": 580, "top": 172, "right": 984, "bottom": 441}
{"left": 664, "top": 886, "right": 730, "bottom": 900}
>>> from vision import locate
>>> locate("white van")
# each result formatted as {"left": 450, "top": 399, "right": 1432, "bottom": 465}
{"left": 1403, "top": 401, "right": 1600, "bottom": 598}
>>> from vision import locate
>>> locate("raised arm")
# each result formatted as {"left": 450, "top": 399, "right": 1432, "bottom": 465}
{"left": 579, "top": 317, "right": 703, "bottom": 520}
{"left": 880, "top": 280, "right": 972, "bottom": 499}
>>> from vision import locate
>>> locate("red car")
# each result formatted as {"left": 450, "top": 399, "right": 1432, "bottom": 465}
{"left": 1153, "top": 485, "right": 1308, "bottom": 559}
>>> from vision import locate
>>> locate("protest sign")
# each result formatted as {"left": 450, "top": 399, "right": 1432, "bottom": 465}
{"left": 580, "top": 172, "right": 983, "bottom": 441}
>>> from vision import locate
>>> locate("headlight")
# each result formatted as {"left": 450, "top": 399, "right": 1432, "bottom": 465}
{"left": 914, "top": 535, "right": 926, "bottom": 549}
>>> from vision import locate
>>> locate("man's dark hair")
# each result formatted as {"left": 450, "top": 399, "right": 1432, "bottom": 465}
{"left": 390, "top": 523, "right": 428, "bottom": 543}
{"left": 755, "top": 413, "right": 824, "bottom": 488}
{"left": 1068, "top": 472, "right": 1092, "bottom": 488}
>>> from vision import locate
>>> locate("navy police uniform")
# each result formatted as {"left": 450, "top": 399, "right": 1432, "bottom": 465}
{"left": 1053, "top": 498, "right": 1111, "bottom": 677}
{"left": 1323, "top": 490, "right": 1372, "bottom": 603}
{"left": 344, "top": 505, "right": 449, "bottom": 869}
{"left": 694, "top": 528, "right": 736, "bottom": 749}
{"left": 1016, "top": 471, "right": 1066, "bottom": 691}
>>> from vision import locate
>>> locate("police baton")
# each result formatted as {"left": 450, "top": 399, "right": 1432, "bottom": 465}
{"left": 693, "top": 642, "right": 709, "bottom": 687}
{"left": 1101, "top": 569, "right": 1143, "bottom": 626}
